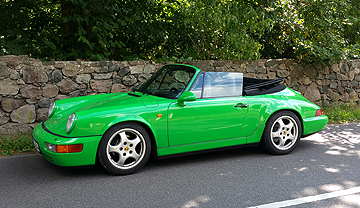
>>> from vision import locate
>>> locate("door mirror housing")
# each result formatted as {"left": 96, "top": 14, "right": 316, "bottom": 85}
{"left": 177, "top": 91, "right": 196, "bottom": 106}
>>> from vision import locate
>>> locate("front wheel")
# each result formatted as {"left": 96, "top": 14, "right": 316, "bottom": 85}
{"left": 98, "top": 123, "right": 151, "bottom": 175}
{"left": 261, "top": 111, "right": 302, "bottom": 155}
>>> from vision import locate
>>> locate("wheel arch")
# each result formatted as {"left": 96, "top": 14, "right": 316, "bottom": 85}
{"left": 96, "top": 120, "right": 158, "bottom": 161}
{"left": 263, "top": 109, "right": 304, "bottom": 137}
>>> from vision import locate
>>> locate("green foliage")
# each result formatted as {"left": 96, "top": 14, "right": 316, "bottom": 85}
{"left": 0, "top": 0, "right": 62, "bottom": 59}
{"left": 1, "top": 0, "right": 359, "bottom": 63}
{"left": 0, "top": 133, "right": 35, "bottom": 156}
{"left": 323, "top": 102, "right": 360, "bottom": 124}
{"left": 260, "top": 0, "right": 360, "bottom": 65}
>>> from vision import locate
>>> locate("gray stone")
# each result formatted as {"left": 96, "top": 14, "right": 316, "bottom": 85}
{"left": 303, "top": 65, "right": 317, "bottom": 77}
{"left": 346, "top": 71, "right": 355, "bottom": 81}
{"left": 246, "top": 64, "right": 259, "bottom": 73}
{"left": 10, "top": 70, "right": 20, "bottom": 80}
{"left": 54, "top": 62, "right": 65, "bottom": 69}
{"left": 268, "top": 72, "right": 276, "bottom": 79}
{"left": 340, "top": 92, "right": 349, "bottom": 102}
{"left": 111, "top": 84, "right": 127, "bottom": 93}
{"left": 118, "top": 68, "right": 130, "bottom": 77}
{"left": 38, "top": 98, "right": 52, "bottom": 108}
{"left": 329, "top": 73, "right": 337, "bottom": 80}
{"left": 355, "top": 75, "right": 360, "bottom": 82}
{"left": 278, "top": 63, "right": 286, "bottom": 70}
{"left": 350, "top": 80, "right": 359, "bottom": 88}
{"left": 329, "top": 82, "right": 338, "bottom": 89}
{"left": 265, "top": 59, "right": 277, "bottom": 67}
{"left": 75, "top": 74, "right": 91, "bottom": 84}
{"left": 93, "top": 73, "right": 112, "bottom": 80}
{"left": 256, "top": 59, "right": 266, "bottom": 67}
{"left": 340, "top": 62, "right": 349, "bottom": 74}
{"left": 62, "top": 63, "right": 80, "bottom": 77}
{"left": 0, "top": 79, "right": 19, "bottom": 95}
{"left": 42, "top": 84, "right": 59, "bottom": 98}
{"left": 327, "top": 89, "right": 340, "bottom": 101}
{"left": 107, "top": 64, "right": 120, "bottom": 72}
{"left": 320, "top": 86, "right": 328, "bottom": 94}
{"left": 57, "top": 78, "right": 78, "bottom": 94}
{"left": 36, "top": 108, "right": 49, "bottom": 122}
{"left": 90, "top": 80, "right": 112, "bottom": 93}
{"left": 144, "top": 64, "right": 156, "bottom": 74}
{"left": 138, "top": 74, "right": 152, "bottom": 83}
{"left": 0, "top": 123, "right": 32, "bottom": 137}
{"left": 69, "top": 89, "right": 87, "bottom": 97}
{"left": 123, "top": 75, "right": 137, "bottom": 86}
{"left": 337, "top": 73, "right": 350, "bottom": 81}
{"left": 50, "top": 69, "right": 63, "bottom": 83}
{"left": 113, "top": 75, "right": 122, "bottom": 84}
{"left": 349, "top": 91, "right": 359, "bottom": 102}
{"left": 277, "top": 70, "right": 289, "bottom": 78}
{"left": 330, "top": 63, "right": 339, "bottom": 72}
{"left": 290, "top": 66, "right": 303, "bottom": 78}
{"left": 1, "top": 98, "right": 26, "bottom": 112}
{"left": 20, "top": 85, "right": 42, "bottom": 98}
{"left": 302, "top": 77, "right": 312, "bottom": 85}
{"left": 23, "top": 67, "right": 48, "bottom": 83}
{"left": 130, "top": 65, "right": 144, "bottom": 74}
{"left": 0, "top": 65, "right": 11, "bottom": 78}
{"left": 10, "top": 105, "right": 36, "bottom": 123}
{"left": 304, "top": 83, "right": 321, "bottom": 102}
{"left": 174, "top": 71, "right": 190, "bottom": 82}
{"left": 256, "top": 74, "right": 268, "bottom": 79}
{"left": 80, "top": 66, "right": 96, "bottom": 74}
{"left": 0, "top": 109, "right": 9, "bottom": 125}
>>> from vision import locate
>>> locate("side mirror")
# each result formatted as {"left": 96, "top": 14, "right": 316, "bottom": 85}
{"left": 177, "top": 91, "right": 196, "bottom": 106}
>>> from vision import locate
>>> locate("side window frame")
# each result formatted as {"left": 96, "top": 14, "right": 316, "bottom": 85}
{"left": 189, "top": 72, "right": 205, "bottom": 99}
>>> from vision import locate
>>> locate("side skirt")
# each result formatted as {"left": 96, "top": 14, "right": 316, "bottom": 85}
{"left": 153, "top": 143, "right": 259, "bottom": 160}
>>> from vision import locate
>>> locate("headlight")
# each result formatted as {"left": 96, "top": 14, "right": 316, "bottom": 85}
{"left": 66, "top": 113, "right": 77, "bottom": 133}
{"left": 48, "top": 101, "right": 55, "bottom": 117}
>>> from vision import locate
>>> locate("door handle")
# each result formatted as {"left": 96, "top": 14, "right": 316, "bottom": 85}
{"left": 234, "top": 103, "right": 247, "bottom": 108}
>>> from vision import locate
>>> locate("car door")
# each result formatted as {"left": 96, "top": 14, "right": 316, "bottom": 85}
{"left": 167, "top": 72, "right": 248, "bottom": 146}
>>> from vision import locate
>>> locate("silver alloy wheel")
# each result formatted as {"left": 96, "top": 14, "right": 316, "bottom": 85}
{"left": 106, "top": 128, "right": 146, "bottom": 170}
{"left": 270, "top": 115, "right": 299, "bottom": 150}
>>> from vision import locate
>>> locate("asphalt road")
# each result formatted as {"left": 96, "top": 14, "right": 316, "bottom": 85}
{"left": 1, "top": 123, "right": 360, "bottom": 208}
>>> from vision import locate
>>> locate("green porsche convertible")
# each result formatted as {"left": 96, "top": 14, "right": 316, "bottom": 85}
{"left": 33, "top": 64, "right": 328, "bottom": 175}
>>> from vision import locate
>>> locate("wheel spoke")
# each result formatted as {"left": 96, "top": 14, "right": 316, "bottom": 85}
{"left": 108, "top": 145, "right": 121, "bottom": 154}
{"left": 117, "top": 154, "right": 128, "bottom": 166}
{"left": 119, "top": 131, "right": 131, "bottom": 144}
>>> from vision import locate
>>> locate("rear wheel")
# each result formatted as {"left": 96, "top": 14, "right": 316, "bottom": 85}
{"left": 98, "top": 123, "right": 151, "bottom": 175}
{"left": 262, "top": 111, "right": 302, "bottom": 155}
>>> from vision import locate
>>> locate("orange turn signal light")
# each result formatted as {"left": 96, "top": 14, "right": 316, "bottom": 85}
{"left": 56, "top": 144, "right": 83, "bottom": 153}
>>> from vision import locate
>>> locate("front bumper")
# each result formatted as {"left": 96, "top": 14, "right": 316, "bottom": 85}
{"left": 302, "top": 115, "right": 328, "bottom": 136}
{"left": 32, "top": 122, "right": 102, "bottom": 167}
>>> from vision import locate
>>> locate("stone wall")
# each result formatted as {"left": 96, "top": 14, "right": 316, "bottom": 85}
{"left": 0, "top": 55, "right": 359, "bottom": 136}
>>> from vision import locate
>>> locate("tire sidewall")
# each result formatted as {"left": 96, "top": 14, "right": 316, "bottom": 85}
{"left": 98, "top": 123, "right": 151, "bottom": 175}
{"left": 262, "top": 111, "right": 302, "bottom": 155}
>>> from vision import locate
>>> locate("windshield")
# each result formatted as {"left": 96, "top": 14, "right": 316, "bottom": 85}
{"left": 136, "top": 65, "right": 196, "bottom": 98}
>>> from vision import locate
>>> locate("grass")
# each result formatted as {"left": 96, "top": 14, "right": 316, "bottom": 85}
{"left": 0, "top": 102, "right": 359, "bottom": 156}
{"left": 323, "top": 102, "right": 360, "bottom": 124}
{"left": 0, "top": 133, "right": 36, "bottom": 156}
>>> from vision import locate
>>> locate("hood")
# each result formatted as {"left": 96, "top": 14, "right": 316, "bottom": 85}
{"left": 44, "top": 92, "right": 160, "bottom": 134}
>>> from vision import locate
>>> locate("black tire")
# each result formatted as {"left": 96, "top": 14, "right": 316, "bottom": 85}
{"left": 98, "top": 123, "right": 151, "bottom": 175}
{"left": 261, "top": 111, "right": 302, "bottom": 155}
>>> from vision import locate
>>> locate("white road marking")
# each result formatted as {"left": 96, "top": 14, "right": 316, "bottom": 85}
{"left": 248, "top": 186, "right": 360, "bottom": 208}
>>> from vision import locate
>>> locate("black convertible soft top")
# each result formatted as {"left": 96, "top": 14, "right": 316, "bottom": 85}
{"left": 243, "top": 77, "right": 286, "bottom": 96}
